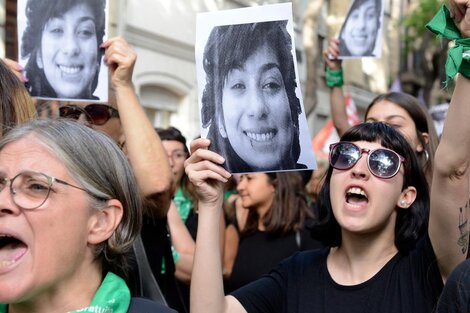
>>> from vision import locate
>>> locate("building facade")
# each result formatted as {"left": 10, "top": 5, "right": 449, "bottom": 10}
{"left": 1, "top": 0, "right": 407, "bottom": 142}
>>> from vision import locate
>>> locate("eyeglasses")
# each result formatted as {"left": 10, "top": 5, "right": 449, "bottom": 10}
{"left": 59, "top": 104, "right": 119, "bottom": 125}
{"left": 0, "top": 171, "right": 99, "bottom": 210}
{"left": 329, "top": 142, "right": 405, "bottom": 179}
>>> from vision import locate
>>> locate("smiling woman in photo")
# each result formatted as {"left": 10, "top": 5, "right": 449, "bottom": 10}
{"left": 21, "top": 0, "right": 106, "bottom": 100}
{"left": 339, "top": 0, "right": 382, "bottom": 57}
{"left": 201, "top": 20, "right": 305, "bottom": 173}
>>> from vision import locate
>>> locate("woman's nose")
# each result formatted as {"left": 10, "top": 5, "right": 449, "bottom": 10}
{"left": 62, "top": 32, "right": 80, "bottom": 55}
{"left": 0, "top": 184, "right": 20, "bottom": 216}
{"left": 246, "top": 88, "right": 269, "bottom": 119}
{"left": 351, "top": 156, "right": 369, "bottom": 179}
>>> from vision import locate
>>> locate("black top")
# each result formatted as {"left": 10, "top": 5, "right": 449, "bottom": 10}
{"left": 140, "top": 216, "right": 188, "bottom": 313}
{"left": 128, "top": 297, "right": 177, "bottom": 313}
{"left": 435, "top": 259, "right": 470, "bottom": 313}
{"left": 225, "top": 228, "right": 322, "bottom": 293}
{"left": 232, "top": 234, "right": 443, "bottom": 313}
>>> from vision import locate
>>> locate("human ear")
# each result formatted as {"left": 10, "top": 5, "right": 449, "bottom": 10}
{"left": 416, "top": 132, "right": 430, "bottom": 153}
{"left": 397, "top": 186, "right": 417, "bottom": 209}
{"left": 36, "top": 50, "right": 44, "bottom": 69}
{"left": 421, "top": 132, "right": 430, "bottom": 145}
{"left": 87, "top": 199, "right": 124, "bottom": 245}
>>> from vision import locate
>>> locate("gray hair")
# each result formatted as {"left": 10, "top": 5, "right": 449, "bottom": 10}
{"left": 0, "top": 118, "right": 142, "bottom": 276}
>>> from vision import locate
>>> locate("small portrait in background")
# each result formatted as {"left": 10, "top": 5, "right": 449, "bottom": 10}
{"left": 196, "top": 4, "right": 316, "bottom": 174}
{"left": 17, "top": 0, "right": 108, "bottom": 102}
{"left": 338, "top": 0, "right": 384, "bottom": 58}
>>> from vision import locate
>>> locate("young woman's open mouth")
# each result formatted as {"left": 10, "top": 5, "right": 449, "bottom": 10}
{"left": 345, "top": 186, "right": 369, "bottom": 212}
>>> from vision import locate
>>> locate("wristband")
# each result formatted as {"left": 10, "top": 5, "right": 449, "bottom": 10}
{"left": 326, "top": 67, "right": 344, "bottom": 88}
{"left": 426, "top": 5, "right": 470, "bottom": 86}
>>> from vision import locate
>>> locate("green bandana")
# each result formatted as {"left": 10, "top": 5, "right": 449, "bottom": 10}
{"left": 173, "top": 187, "right": 193, "bottom": 223}
{"left": 0, "top": 272, "right": 130, "bottom": 313}
{"left": 426, "top": 5, "right": 470, "bottom": 86}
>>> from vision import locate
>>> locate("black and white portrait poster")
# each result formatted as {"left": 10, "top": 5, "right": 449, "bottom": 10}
{"left": 17, "top": 0, "right": 109, "bottom": 102}
{"left": 338, "top": 0, "right": 385, "bottom": 59}
{"left": 195, "top": 3, "right": 316, "bottom": 174}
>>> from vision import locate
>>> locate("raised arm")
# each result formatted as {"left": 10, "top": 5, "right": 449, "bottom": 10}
{"left": 168, "top": 199, "right": 226, "bottom": 284}
{"left": 186, "top": 138, "right": 246, "bottom": 313}
{"left": 429, "top": 1, "right": 470, "bottom": 279}
{"left": 102, "top": 37, "right": 173, "bottom": 217}
{"left": 323, "top": 38, "right": 349, "bottom": 136}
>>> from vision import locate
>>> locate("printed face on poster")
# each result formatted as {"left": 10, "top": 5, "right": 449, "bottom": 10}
{"left": 338, "top": 0, "right": 385, "bottom": 59}
{"left": 195, "top": 3, "right": 316, "bottom": 174}
{"left": 17, "top": 0, "right": 109, "bottom": 102}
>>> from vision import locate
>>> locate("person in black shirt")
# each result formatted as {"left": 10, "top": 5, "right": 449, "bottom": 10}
{"left": 186, "top": 85, "right": 470, "bottom": 313}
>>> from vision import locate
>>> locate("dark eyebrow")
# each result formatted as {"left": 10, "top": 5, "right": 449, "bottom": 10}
{"left": 260, "top": 63, "right": 281, "bottom": 74}
{"left": 77, "top": 16, "right": 96, "bottom": 24}
{"left": 367, "top": 115, "right": 407, "bottom": 122}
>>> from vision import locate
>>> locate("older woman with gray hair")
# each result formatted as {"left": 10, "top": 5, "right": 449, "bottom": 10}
{"left": 0, "top": 119, "right": 175, "bottom": 312}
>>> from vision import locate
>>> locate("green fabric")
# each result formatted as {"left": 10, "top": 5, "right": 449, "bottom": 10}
{"left": 171, "top": 246, "right": 181, "bottom": 264}
{"left": 325, "top": 67, "right": 344, "bottom": 88}
{"left": 224, "top": 190, "right": 235, "bottom": 201}
{"left": 426, "top": 5, "right": 470, "bottom": 86}
{"left": 0, "top": 272, "right": 130, "bottom": 313}
{"left": 173, "top": 187, "right": 193, "bottom": 223}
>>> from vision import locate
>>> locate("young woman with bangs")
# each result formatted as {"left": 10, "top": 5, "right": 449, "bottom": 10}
{"left": 185, "top": 51, "right": 470, "bottom": 311}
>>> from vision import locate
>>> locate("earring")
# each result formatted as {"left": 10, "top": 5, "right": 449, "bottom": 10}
{"left": 400, "top": 200, "right": 406, "bottom": 207}
{"left": 424, "top": 150, "right": 429, "bottom": 162}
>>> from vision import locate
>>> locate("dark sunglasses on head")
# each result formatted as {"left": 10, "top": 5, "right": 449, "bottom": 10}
{"left": 329, "top": 142, "right": 405, "bottom": 179}
{"left": 59, "top": 104, "right": 119, "bottom": 126}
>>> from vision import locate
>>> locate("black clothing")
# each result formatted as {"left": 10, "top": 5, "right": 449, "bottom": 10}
{"left": 232, "top": 234, "right": 443, "bottom": 313}
{"left": 225, "top": 229, "right": 322, "bottom": 293}
{"left": 435, "top": 259, "right": 470, "bottom": 313}
{"left": 129, "top": 297, "right": 177, "bottom": 313}
{"left": 140, "top": 216, "right": 188, "bottom": 313}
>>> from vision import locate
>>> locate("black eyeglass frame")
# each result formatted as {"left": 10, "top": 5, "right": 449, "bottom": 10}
{"left": 329, "top": 142, "right": 406, "bottom": 179}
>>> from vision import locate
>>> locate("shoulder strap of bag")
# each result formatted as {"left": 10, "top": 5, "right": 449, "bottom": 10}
{"left": 132, "top": 235, "right": 168, "bottom": 306}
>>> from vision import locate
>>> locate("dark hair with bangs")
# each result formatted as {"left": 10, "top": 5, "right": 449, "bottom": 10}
{"left": 241, "top": 172, "right": 313, "bottom": 237}
{"left": 311, "top": 122, "right": 429, "bottom": 253}
{"left": 21, "top": 0, "right": 106, "bottom": 98}
{"left": 201, "top": 20, "right": 302, "bottom": 173}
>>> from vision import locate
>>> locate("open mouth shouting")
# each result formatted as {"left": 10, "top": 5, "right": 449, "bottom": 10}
{"left": 0, "top": 234, "right": 27, "bottom": 273}
{"left": 345, "top": 187, "right": 369, "bottom": 210}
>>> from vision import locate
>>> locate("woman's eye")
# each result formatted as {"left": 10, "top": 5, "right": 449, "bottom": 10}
{"left": 77, "top": 27, "right": 95, "bottom": 39}
{"left": 49, "top": 27, "right": 64, "bottom": 35}
{"left": 388, "top": 124, "right": 401, "bottom": 129}
{"left": 263, "top": 82, "right": 281, "bottom": 91}
{"left": 230, "top": 83, "right": 245, "bottom": 90}
{"left": 26, "top": 182, "right": 49, "bottom": 193}
{"left": 350, "top": 11, "right": 360, "bottom": 21}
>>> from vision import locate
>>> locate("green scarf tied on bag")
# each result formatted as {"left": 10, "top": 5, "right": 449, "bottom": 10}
{"left": 426, "top": 5, "right": 470, "bottom": 87}
{"left": 0, "top": 272, "right": 130, "bottom": 313}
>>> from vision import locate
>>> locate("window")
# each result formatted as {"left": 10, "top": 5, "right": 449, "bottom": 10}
{"left": 140, "top": 85, "right": 181, "bottom": 128}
